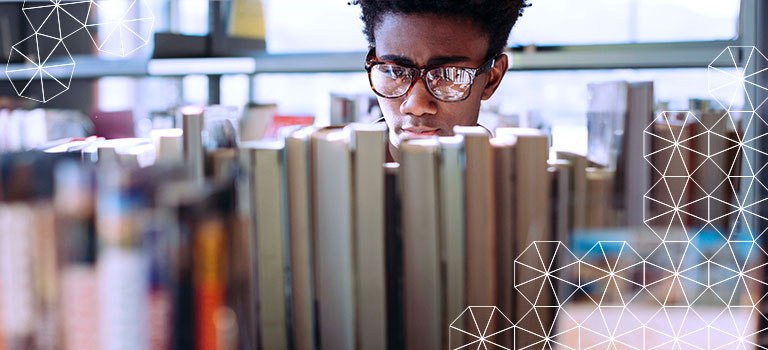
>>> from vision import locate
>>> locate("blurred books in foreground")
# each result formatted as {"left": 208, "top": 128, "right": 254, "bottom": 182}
{"left": 0, "top": 80, "right": 756, "bottom": 349}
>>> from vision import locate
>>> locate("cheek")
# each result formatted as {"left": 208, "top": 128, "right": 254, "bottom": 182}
{"left": 444, "top": 99, "right": 483, "bottom": 127}
{"left": 378, "top": 98, "right": 404, "bottom": 125}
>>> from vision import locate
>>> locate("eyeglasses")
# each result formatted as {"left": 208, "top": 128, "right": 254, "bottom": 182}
{"left": 364, "top": 47, "right": 498, "bottom": 103}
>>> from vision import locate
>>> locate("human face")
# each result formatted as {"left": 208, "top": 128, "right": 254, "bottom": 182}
{"left": 372, "top": 13, "right": 508, "bottom": 153}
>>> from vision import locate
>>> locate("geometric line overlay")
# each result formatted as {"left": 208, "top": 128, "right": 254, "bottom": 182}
{"left": 5, "top": 0, "right": 154, "bottom": 103}
{"left": 505, "top": 46, "right": 768, "bottom": 350}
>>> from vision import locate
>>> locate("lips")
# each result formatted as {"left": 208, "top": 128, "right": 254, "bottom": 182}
{"left": 402, "top": 128, "right": 439, "bottom": 136}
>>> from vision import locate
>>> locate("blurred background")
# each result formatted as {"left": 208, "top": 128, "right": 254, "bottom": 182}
{"left": 0, "top": 0, "right": 754, "bottom": 154}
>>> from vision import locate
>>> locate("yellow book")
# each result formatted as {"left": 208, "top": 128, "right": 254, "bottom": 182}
{"left": 228, "top": 0, "right": 267, "bottom": 39}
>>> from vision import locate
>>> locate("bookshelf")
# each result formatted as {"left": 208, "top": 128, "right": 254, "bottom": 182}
{"left": 0, "top": 40, "right": 745, "bottom": 81}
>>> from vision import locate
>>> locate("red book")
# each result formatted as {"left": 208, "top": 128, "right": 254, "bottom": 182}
{"left": 262, "top": 115, "right": 314, "bottom": 139}
{"left": 195, "top": 220, "right": 226, "bottom": 350}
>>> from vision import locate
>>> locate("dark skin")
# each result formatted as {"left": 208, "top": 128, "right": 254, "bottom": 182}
{"left": 373, "top": 13, "right": 509, "bottom": 162}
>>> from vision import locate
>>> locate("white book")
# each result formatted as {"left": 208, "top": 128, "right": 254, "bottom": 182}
{"left": 400, "top": 138, "right": 442, "bottom": 350}
{"left": 285, "top": 128, "right": 317, "bottom": 350}
{"left": 437, "top": 135, "right": 466, "bottom": 339}
{"left": 454, "top": 126, "right": 496, "bottom": 307}
{"left": 242, "top": 140, "right": 291, "bottom": 349}
{"left": 311, "top": 128, "right": 356, "bottom": 349}
{"left": 347, "top": 123, "right": 388, "bottom": 350}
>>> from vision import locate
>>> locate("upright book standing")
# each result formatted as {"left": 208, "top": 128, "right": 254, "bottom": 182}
{"left": 285, "top": 128, "right": 317, "bottom": 350}
{"left": 400, "top": 138, "right": 442, "bottom": 350}
{"left": 311, "top": 128, "right": 356, "bottom": 349}
{"left": 455, "top": 126, "right": 497, "bottom": 308}
{"left": 497, "top": 127, "right": 551, "bottom": 347}
{"left": 624, "top": 82, "right": 654, "bottom": 227}
{"left": 347, "top": 124, "right": 388, "bottom": 350}
{"left": 438, "top": 135, "right": 466, "bottom": 345}
{"left": 491, "top": 134, "right": 516, "bottom": 341}
{"left": 242, "top": 141, "right": 291, "bottom": 349}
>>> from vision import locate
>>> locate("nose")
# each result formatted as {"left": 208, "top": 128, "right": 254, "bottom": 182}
{"left": 400, "top": 77, "right": 438, "bottom": 117}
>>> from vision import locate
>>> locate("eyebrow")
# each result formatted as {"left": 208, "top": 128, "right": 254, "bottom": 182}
{"left": 378, "top": 54, "right": 472, "bottom": 67}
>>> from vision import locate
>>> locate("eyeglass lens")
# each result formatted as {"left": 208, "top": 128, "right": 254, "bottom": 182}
{"left": 370, "top": 64, "right": 472, "bottom": 101}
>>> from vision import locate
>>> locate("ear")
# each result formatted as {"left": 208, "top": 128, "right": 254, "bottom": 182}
{"left": 480, "top": 53, "right": 508, "bottom": 100}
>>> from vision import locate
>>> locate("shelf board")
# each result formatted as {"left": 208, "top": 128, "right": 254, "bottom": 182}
{"left": 509, "top": 40, "right": 740, "bottom": 70}
{"left": 1, "top": 40, "right": 743, "bottom": 81}
{"left": 4, "top": 55, "right": 148, "bottom": 81}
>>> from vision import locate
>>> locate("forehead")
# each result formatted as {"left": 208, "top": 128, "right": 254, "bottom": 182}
{"left": 373, "top": 12, "right": 489, "bottom": 65}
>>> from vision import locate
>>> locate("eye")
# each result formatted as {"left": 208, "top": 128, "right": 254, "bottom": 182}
{"left": 388, "top": 65, "right": 409, "bottom": 78}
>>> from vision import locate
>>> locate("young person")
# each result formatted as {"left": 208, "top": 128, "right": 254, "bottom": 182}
{"left": 354, "top": 0, "right": 530, "bottom": 161}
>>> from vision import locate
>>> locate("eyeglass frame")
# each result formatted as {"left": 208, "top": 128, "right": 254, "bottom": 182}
{"left": 364, "top": 47, "right": 500, "bottom": 103}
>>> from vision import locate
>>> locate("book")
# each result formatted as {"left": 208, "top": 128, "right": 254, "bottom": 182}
{"left": 555, "top": 151, "right": 587, "bottom": 230}
{"left": 235, "top": 145, "right": 259, "bottom": 350}
{"left": 29, "top": 202, "right": 58, "bottom": 350}
{"left": 240, "top": 103, "right": 277, "bottom": 142}
{"left": 623, "top": 82, "right": 654, "bottom": 227}
{"left": 242, "top": 141, "right": 291, "bottom": 349}
{"left": 263, "top": 115, "right": 315, "bottom": 140}
{"left": 587, "top": 81, "right": 629, "bottom": 169}
{"left": 285, "top": 128, "right": 317, "bottom": 350}
{"left": 399, "top": 138, "right": 442, "bottom": 350}
{"left": 150, "top": 128, "right": 184, "bottom": 165}
{"left": 585, "top": 167, "right": 615, "bottom": 228}
{"left": 347, "top": 123, "right": 388, "bottom": 350}
{"left": 697, "top": 110, "right": 736, "bottom": 231}
{"left": 496, "top": 127, "right": 551, "bottom": 346}
{"left": 182, "top": 106, "right": 205, "bottom": 182}
{"left": 227, "top": 0, "right": 267, "bottom": 39}
{"left": 549, "top": 160, "right": 572, "bottom": 245}
{"left": 437, "top": 135, "right": 466, "bottom": 345}
{"left": 454, "top": 126, "right": 497, "bottom": 308}
{"left": 491, "top": 135, "right": 516, "bottom": 348}
{"left": 311, "top": 127, "right": 356, "bottom": 349}
{"left": 384, "top": 163, "right": 404, "bottom": 350}
{"left": 207, "top": 148, "right": 238, "bottom": 181}
{"left": 330, "top": 94, "right": 381, "bottom": 125}
{"left": 0, "top": 204, "right": 41, "bottom": 348}
{"left": 647, "top": 113, "right": 692, "bottom": 231}
{"left": 194, "top": 219, "right": 226, "bottom": 350}
{"left": 202, "top": 106, "right": 240, "bottom": 150}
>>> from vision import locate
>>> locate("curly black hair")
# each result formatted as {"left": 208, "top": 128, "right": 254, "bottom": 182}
{"left": 353, "top": 0, "right": 530, "bottom": 60}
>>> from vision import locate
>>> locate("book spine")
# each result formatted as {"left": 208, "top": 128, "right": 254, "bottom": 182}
{"left": 400, "top": 141, "right": 442, "bottom": 350}
{"left": 351, "top": 128, "right": 387, "bottom": 350}
{"left": 438, "top": 139, "right": 465, "bottom": 347}
{"left": 512, "top": 134, "right": 551, "bottom": 345}
{"left": 625, "top": 82, "right": 653, "bottom": 227}
{"left": 60, "top": 266, "right": 99, "bottom": 350}
{"left": 183, "top": 107, "right": 205, "bottom": 182}
{"left": 384, "top": 163, "right": 403, "bottom": 350}
{"left": 285, "top": 134, "right": 316, "bottom": 350}
{"left": 144, "top": 214, "right": 174, "bottom": 350}
{"left": 55, "top": 161, "right": 99, "bottom": 350}
{"left": 30, "top": 203, "right": 58, "bottom": 350}
{"left": 251, "top": 146, "right": 291, "bottom": 349}
{"left": 98, "top": 244, "right": 149, "bottom": 350}
{"left": 462, "top": 131, "right": 497, "bottom": 307}
{"left": 312, "top": 134, "right": 356, "bottom": 349}
{"left": 0, "top": 204, "right": 35, "bottom": 348}
{"left": 492, "top": 140, "right": 515, "bottom": 348}
{"left": 194, "top": 220, "right": 226, "bottom": 350}
{"left": 236, "top": 147, "right": 259, "bottom": 348}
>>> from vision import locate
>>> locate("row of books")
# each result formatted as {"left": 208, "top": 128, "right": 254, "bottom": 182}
{"left": 0, "top": 113, "right": 645, "bottom": 349}
{"left": 0, "top": 88, "right": 750, "bottom": 349}
{"left": 586, "top": 82, "right": 745, "bottom": 234}
{"left": 0, "top": 109, "right": 89, "bottom": 152}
